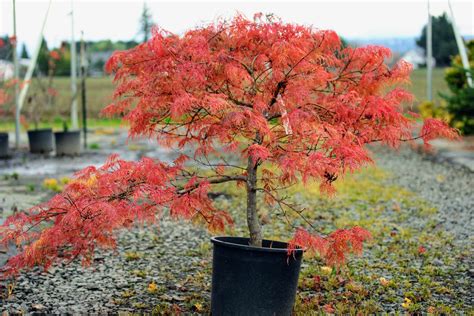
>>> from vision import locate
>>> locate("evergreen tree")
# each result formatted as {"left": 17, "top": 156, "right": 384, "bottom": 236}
{"left": 139, "top": 3, "right": 154, "bottom": 43}
{"left": 37, "top": 37, "right": 50, "bottom": 75}
{"left": 416, "top": 13, "right": 458, "bottom": 67}
{"left": 442, "top": 40, "right": 474, "bottom": 134}
{"left": 20, "top": 43, "right": 29, "bottom": 59}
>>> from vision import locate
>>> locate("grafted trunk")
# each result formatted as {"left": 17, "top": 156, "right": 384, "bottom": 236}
{"left": 246, "top": 155, "right": 262, "bottom": 247}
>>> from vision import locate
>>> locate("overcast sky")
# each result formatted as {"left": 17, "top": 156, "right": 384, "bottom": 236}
{"left": 0, "top": 0, "right": 473, "bottom": 52}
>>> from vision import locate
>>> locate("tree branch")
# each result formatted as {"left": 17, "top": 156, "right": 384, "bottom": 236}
{"left": 177, "top": 175, "right": 246, "bottom": 195}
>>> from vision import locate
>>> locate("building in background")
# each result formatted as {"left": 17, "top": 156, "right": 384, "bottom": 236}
{"left": 402, "top": 47, "right": 436, "bottom": 69}
{"left": 0, "top": 58, "right": 30, "bottom": 81}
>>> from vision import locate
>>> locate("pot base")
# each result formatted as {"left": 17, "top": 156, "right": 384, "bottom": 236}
{"left": 55, "top": 131, "right": 81, "bottom": 156}
{"left": 211, "top": 236, "right": 303, "bottom": 316}
{"left": 0, "top": 133, "right": 8, "bottom": 158}
{"left": 28, "top": 129, "right": 54, "bottom": 154}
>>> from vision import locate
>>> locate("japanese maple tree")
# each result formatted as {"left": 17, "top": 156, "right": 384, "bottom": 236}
{"left": 0, "top": 14, "right": 457, "bottom": 276}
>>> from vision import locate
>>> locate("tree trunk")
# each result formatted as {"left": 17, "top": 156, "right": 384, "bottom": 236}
{"left": 246, "top": 155, "right": 262, "bottom": 247}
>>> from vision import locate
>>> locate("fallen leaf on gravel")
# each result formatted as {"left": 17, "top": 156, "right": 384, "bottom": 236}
{"left": 323, "top": 304, "right": 335, "bottom": 313}
{"left": 320, "top": 266, "right": 332, "bottom": 275}
{"left": 427, "top": 306, "right": 437, "bottom": 313}
{"left": 379, "top": 277, "right": 391, "bottom": 287}
{"left": 435, "top": 174, "right": 445, "bottom": 182}
{"left": 148, "top": 281, "right": 158, "bottom": 294}
{"left": 193, "top": 303, "right": 204, "bottom": 312}
{"left": 418, "top": 245, "right": 427, "bottom": 255}
{"left": 402, "top": 297, "right": 412, "bottom": 309}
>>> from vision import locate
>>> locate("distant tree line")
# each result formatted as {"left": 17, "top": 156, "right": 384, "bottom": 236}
{"left": 1, "top": 3, "right": 154, "bottom": 77}
{"left": 36, "top": 38, "right": 140, "bottom": 76}
{"left": 1, "top": 36, "right": 140, "bottom": 77}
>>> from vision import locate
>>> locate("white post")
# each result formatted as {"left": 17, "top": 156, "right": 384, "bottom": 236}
{"left": 448, "top": 0, "right": 473, "bottom": 88}
{"left": 17, "top": 0, "right": 52, "bottom": 112}
{"left": 426, "top": 0, "right": 433, "bottom": 101}
{"left": 70, "top": 0, "right": 78, "bottom": 129}
{"left": 12, "top": 0, "right": 20, "bottom": 149}
{"left": 80, "top": 31, "right": 87, "bottom": 149}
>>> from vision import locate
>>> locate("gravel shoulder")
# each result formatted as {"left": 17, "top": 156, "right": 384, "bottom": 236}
{"left": 373, "top": 146, "right": 473, "bottom": 242}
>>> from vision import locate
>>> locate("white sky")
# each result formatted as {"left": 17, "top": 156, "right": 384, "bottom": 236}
{"left": 0, "top": 0, "right": 473, "bottom": 52}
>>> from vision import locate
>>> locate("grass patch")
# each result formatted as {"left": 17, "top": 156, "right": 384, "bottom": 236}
{"left": 0, "top": 118, "right": 124, "bottom": 132}
{"left": 409, "top": 67, "right": 449, "bottom": 105}
{"left": 124, "top": 251, "right": 143, "bottom": 261}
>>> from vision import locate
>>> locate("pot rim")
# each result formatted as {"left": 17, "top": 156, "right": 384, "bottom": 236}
{"left": 211, "top": 236, "right": 304, "bottom": 254}
{"left": 54, "top": 130, "right": 81, "bottom": 135}
{"left": 27, "top": 128, "right": 53, "bottom": 133}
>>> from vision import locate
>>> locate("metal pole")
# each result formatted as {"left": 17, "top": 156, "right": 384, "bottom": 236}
{"left": 448, "top": 0, "right": 473, "bottom": 88}
{"left": 13, "top": 0, "right": 20, "bottom": 149}
{"left": 426, "top": 0, "right": 433, "bottom": 101}
{"left": 80, "top": 32, "right": 87, "bottom": 149}
{"left": 70, "top": 0, "right": 78, "bottom": 129}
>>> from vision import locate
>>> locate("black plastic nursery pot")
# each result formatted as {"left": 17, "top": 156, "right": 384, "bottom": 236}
{"left": 0, "top": 132, "right": 8, "bottom": 158}
{"left": 27, "top": 128, "right": 54, "bottom": 154}
{"left": 54, "top": 131, "right": 81, "bottom": 156}
{"left": 211, "top": 236, "right": 304, "bottom": 316}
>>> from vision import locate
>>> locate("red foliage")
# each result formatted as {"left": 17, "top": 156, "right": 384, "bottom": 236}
{"left": 288, "top": 227, "right": 372, "bottom": 267}
{"left": 0, "top": 14, "right": 457, "bottom": 276}
{"left": 418, "top": 245, "right": 427, "bottom": 255}
{"left": 0, "top": 89, "right": 9, "bottom": 106}
{"left": 1, "top": 155, "right": 232, "bottom": 275}
{"left": 49, "top": 50, "right": 61, "bottom": 61}
{"left": 420, "top": 118, "right": 459, "bottom": 149}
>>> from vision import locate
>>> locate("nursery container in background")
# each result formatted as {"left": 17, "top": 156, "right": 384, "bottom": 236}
{"left": 27, "top": 128, "right": 54, "bottom": 154}
{"left": 55, "top": 130, "right": 81, "bottom": 156}
{"left": 0, "top": 132, "right": 8, "bottom": 158}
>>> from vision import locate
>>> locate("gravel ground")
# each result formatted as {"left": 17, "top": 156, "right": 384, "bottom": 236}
{"left": 0, "top": 138, "right": 472, "bottom": 314}
{"left": 1, "top": 219, "right": 211, "bottom": 314}
{"left": 374, "top": 146, "right": 473, "bottom": 242}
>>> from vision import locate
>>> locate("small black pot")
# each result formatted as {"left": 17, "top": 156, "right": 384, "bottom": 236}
{"left": 0, "top": 132, "right": 8, "bottom": 158}
{"left": 54, "top": 131, "right": 81, "bottom": 156}
{"left": 211, "top": 236, "right": 303, "bottom": 316}
{"left": 27, "top": 129, "right": 54, "bottom": 154}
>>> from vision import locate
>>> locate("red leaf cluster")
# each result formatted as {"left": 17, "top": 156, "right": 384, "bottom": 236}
{"left": 49, "top": 50, "right": 61, "bottom": 61}
{"left": 103, "top": 14, "right": 456, "bottom": 194}
{"left": 420, "top": 118, "right": 459, "bottom": 149}
{"left": 0, "top": 89, "right": 9, "bottom": 106}
{"left": 0, "top": 155, "right": 232, "bottom": 276}
{"left": 288, "top": 227, "right": 372, "bottom": 267}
